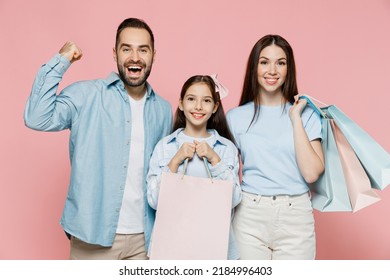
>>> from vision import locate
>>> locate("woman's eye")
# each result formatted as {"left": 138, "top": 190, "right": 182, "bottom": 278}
{"left": 278, "top": 61, "right": 286, "bottom": 66}
{"left": 259, "top": 60, "right": 268, "bottom": 65}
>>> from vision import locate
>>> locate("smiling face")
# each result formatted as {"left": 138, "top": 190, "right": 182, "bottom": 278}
{"left": 113, "top": 27, "right": 155, "bottom": 89}
{"left": 257, "top": 44, "right": 287, "bottom": 99}
{"left": 179, "top": 82, "right": 219, "bottom": 136}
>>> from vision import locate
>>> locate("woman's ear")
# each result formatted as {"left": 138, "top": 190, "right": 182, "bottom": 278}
{"left": 152, "top": 49, "right": 156, "bottom": 63}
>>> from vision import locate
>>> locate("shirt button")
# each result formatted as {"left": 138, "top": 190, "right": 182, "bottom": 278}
{"left": 124, "top": 165, "right": 127, "bottom": 168}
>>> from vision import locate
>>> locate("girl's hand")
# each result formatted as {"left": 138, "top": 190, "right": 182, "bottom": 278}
{"left": 289, "top": 96, "right": 307, "bottom": 125}
{"left": 168, "top": 142, "right": 195, "bottom": 172}
{"left": 194, "top": 141, "right": 221, "bottom": 166}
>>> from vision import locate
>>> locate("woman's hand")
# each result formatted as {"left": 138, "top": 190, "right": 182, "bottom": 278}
{"left": 289, "top": 96, "right": 307, "bottom": 125}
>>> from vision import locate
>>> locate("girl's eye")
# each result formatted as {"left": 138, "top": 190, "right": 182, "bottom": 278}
{"left": 187, "top": 97, "right": 194, "bottom": 101}
{"left": 204, "top": 99, "right": 212, "bottom": 103}
{"left": 259, "top": 60, "right": 268, "bottom": 65}
{"left": 278, "top": 61, "right": 286, "bottom": 66}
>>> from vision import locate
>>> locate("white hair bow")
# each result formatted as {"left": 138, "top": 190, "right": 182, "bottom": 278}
{"left": 210, "top": 74, "right": 229, "bottom": 99}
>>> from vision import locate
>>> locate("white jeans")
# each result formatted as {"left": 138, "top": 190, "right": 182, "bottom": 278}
{"left": 233, "top": 191, "right": 316, "bottom": 260}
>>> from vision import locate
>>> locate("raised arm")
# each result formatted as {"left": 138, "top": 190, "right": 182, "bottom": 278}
{"left": 24, "top": 42, "right": 83, "bottom": 131}
{"left": 289, "top": 98, "right": 325, "bottom": 183}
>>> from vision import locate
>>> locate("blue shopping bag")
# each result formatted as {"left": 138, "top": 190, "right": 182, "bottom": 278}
{"left": 301, "top": 95, "right": 384, "bottom": 212}
{"left": 309, "top": 108, "right": 352, "bottom": 211}
{"left": 327, "top": 106, "right": 390, "bottom": 190}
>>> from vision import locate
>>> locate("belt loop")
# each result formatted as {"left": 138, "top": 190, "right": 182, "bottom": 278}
{"left": 287, "top": 195, "right": 292, "bottom": 206}
{"left": 254, "top": 194, "right": 262, "bottom": 204}
{"left": 245, "top": 192, "right": 262, "bottom": 204}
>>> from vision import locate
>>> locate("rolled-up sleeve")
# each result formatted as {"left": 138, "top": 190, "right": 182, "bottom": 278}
{"left": 210, "top": 144, "right": 242, "bottom": 208}
{"left": 146, "top": 140, "right": 170, "bottom": 209}
{"left": 24, "top": 54, "right": 77, "bottom": 131}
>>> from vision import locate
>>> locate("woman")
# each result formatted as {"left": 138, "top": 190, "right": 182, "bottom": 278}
{"left": 227, "top": 35, "right": 324, "bottom": 260}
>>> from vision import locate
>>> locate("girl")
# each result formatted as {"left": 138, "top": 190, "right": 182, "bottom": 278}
{"left": 227, "top": 35, "right": 324, "bottom": 260}
{"left": 147, "top": 75, "right": 242, "bottom": 259}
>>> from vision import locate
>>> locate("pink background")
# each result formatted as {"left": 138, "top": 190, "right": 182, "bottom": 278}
{"left": 1, "top": 0, "right": 389, "bottom": 259}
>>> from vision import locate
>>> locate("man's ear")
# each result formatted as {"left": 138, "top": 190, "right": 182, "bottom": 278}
{"left": 113, "top": 48, "right": 117, "bottom": 62}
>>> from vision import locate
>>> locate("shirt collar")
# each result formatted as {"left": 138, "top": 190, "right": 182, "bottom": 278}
{"left": 166, "top": 128, "right": 228, "bottom": 146}
{"left": 166, "top": 128, "right": 183, "bottom": 144}
{"left": 212, "top": 129, "right": 229, "bottom": 146}
{"left": 104, "top": 72, "right": 155, "bottom": 99}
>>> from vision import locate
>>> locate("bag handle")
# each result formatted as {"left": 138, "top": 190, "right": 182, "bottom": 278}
{"left": 299, "top": 95, "right": 329, "bottom": 119}
{"left": 181, "top": 157, "right": 213, "bottom": 183}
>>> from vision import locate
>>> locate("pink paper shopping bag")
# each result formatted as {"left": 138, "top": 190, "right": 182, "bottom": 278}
{"left": 149, "top": 171, "right": 233, "bottom": 260}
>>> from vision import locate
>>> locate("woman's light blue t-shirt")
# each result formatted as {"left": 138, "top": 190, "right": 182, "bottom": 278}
{"left": 227, "top": 102, "right": 322, "bottom": 196}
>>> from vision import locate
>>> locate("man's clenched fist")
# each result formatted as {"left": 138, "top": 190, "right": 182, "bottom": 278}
{"left": 59, "top": 41, "right": 83, "bottom": 63}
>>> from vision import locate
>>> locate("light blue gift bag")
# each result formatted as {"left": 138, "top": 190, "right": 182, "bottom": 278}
{"left": 301, "top": 95, "right": 386, "bottom": 212}
{"left": 310, "top": 112, "right": 352, "bottom": 211}
{"left": 327, "top": 106, "right": 390, "bottom": 190}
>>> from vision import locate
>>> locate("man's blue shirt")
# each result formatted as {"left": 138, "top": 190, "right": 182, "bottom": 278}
{"left": 24, "top": 54, "right": 173, "bottom": 247}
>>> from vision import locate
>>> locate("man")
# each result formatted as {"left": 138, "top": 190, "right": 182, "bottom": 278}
{"left": 24, "top": 18, "right": 172, "bottom": 259}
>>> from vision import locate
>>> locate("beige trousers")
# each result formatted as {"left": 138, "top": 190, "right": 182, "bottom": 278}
{"left": 70, "top": 233, "right": 148, "bottom": 260}
{"left": 233, "top": 191, "right": 316, "bottom": 260}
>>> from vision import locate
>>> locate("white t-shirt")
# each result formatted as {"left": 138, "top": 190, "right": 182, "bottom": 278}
{"left": 176, "top": 131, "right": 215, "bottom": 178}
{"left": 117, "top": 93, "right": 146, "bottom": 234}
